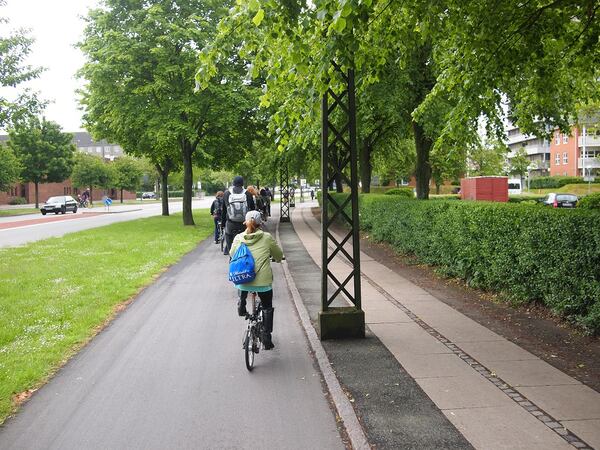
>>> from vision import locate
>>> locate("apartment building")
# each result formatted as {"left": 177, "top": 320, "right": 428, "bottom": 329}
{"left": 549, "top": 126, "right": 600, "bottom": 178}
{"left": 505, "top": 124, "right": 551, "bottom": 177}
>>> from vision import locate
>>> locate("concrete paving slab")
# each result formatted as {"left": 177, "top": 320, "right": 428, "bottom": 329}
{"left": 489, "top": 359, "right": 581, "bottom": 387}
{"left": 459, "top": 340, "right": 539, "bottom": 363}
{"left": 369, "top": 322, "right": 453, "bottom": 355}
{"left": 364, "top": 308, "right": 413, "bottom": 324}
{"left": 444, "top": 405, "right": 573, "bottom": 450}
{"left": 560, "top": 419, "right": 600, "bottom": 449}
{"left": 397, "top": 353, "right": 479, "bottom": 379}
{"left": 518, "top": 385, "right": 600, "bottom": 420}
{"left": 433, "top": 317, "right": 504, "bottom": 343}
{"left": 417, "top": 374, "right": 514, "bottom": 409}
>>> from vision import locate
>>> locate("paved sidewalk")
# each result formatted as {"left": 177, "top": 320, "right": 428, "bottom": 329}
{"left": 288, "top": 202, "right": 600, "bottom": 450}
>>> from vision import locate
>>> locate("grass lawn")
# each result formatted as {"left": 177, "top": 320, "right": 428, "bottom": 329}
{"left": 0, "top": 208, "right": 40, "bottom": 217}
{"left": 0, "top": 210, "right": 213, "bottom": 423}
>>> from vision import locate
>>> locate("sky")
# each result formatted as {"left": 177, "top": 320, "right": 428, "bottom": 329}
{"left": 2, "top": 0, "right": 99, "bottom": 132}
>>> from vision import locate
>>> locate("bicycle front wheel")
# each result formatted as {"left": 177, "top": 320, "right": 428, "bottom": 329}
{"left": 244, "top": 330, "right": 254, "bottom": 371}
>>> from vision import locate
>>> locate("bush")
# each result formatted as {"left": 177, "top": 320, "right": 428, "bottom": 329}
{"left": 8, "top": 197, "right": 27, "bottom": 205}
{"left": 331, "top": 193, "right": 600, "bottom": 334}
{"left": 508, "top": 195, "right": 545, "bottom": 203}
{"left": 578, "top": 193, "right": 600, "bottom": 210}
{"left": 384, "top": 187, "right": 414, "bottom": 198}
{"left": 529, "top": 176, "right": 585, "bottom": 189}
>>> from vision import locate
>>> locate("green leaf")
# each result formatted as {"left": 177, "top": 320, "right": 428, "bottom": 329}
{"left": 252, "top": 9, "right": 265, "bottom": 26}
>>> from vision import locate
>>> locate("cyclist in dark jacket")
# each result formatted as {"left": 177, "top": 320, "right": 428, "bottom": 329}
{"left": 221, "top": 176, "right": 256, "bottom": 255}
{"left": 210, "top": 191, "right": 224, "bottom": 244}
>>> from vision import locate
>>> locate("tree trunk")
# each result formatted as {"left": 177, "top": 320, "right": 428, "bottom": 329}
{"left": 120, "top": 188, "right": 123, "bottom": 203}
{"left": 181, "top": 139, "right": 195, "bottom": 226}
{"left": 412, "top": 120, "right": 433, "bottom": 199}
{"left": 90, "top": 187, "right": 93, "bottom": 206}
{"left": 155, "top": 163, "right": 170, "bottom": 216}
{"left": 436, "top": 182, "right": 441, "bottom": 195}
{"left": 34, "top": 182, "right": 39, "bottom": 208}
{"left": 359, "top": 141, "right": 372, "bottom": 193}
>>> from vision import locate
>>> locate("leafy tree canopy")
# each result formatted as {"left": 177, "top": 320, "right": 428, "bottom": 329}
{"left": 198, "top": 0, "right": 599, "bottom": 198}
{"left": 0, "top": 144, "right": 21, "bottom": 191}
{"left": 0, "top": 0, "right": 44, "bottom": 128}
{"left": 8, "top": 118, "right": 75, "bottom": 207}
{"left": 79, "top": 0, "right": 265, "bottom": 224}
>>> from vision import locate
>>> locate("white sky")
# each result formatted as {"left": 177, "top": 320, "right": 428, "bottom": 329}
{"left": 2, "top": 0, "right": 100, "bottom": 132}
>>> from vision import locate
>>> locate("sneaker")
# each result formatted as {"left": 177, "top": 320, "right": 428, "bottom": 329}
{"left": 237, "top": 301, "right": 247, "bottom": 317}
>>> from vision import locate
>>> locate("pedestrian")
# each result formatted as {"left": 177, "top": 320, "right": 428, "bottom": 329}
{"left": 210, "top": 191, "right": 224, "bottom": 244}
{"left": 221, "top": 176, "right": 256, "bottom": 255}
{"left": 230, "top": 210, "right": 284, "bottom": 349}
{"left": 310, "top": 189, "right": 315, "bottom": 201}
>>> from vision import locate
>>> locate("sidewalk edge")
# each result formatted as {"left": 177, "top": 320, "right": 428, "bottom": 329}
{"left": 276, "top": 222, "right": 370, "bottom": 450}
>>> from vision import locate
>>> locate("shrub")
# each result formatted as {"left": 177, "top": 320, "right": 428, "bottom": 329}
{"left": 578, "top": 193, "right": 600, "bottom": 210}
{"left": 384, "top": 187, "right": 414, "bottom": 198}
{"left": 8, "top": 197, "right": 27, "bottom": 205}
{"left": 529, "top": 176, "right": 585, "bottom": 189}
{"left": 331, "top": 193, "right": 600, "bottom": 334}
{"left": 508, "top": 195, "right": 545, "bottom": 203}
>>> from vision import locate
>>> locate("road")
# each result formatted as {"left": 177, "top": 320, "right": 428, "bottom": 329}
{"left": 0, "top": 218, "right": 343, "bottom": 449}
{"left": 0, "top": 199, "right": 214, "bottom": 248}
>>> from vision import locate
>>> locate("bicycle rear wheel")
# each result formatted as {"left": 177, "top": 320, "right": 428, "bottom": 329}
{"left": 244, "top": 329, "right": 254, "bottom": 371}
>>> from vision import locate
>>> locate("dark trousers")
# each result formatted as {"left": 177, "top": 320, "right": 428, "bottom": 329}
{"left": 224, "top": 221, "right": 244, "bottom": 254}
{"left": 239, "top": 289, "right": 273, "bottom": 310}
{"left": 213, "top": 218, "right": 221, "bottom": 242}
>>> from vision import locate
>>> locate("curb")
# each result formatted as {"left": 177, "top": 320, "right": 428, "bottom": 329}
{"left": 276, "top": 221, "right": 370, "bottom": 450}
{"left": 81, "top": 208, "right": 143, "bottom": 214}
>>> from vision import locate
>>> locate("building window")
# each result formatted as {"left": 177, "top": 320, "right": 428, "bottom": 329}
{"left": 563, "top": 152, "right": 568, "bottom": 164}
{"left": 555, "top": 153, "right": 560, "bottom": 165}
{"left": 555, "top": 133, "right": 560, "bottom": 145}
{"left": 563, "top": 134, "right": 569, "bottom": 144}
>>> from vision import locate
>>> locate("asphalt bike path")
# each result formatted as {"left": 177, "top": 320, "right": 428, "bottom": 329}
{"left": 0, "top": 221, "right": 343, "bottom": 449}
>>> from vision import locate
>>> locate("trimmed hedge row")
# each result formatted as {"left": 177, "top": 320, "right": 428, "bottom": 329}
{"left": 530, "top": 176, "right": 586, "bottom": 189}
{"left": 330, "top": 193, "right": 600, "bottom": 333}
{"left": 384, "top": 187, "right": 414, "bottom": 197}
{"left": 579, "top": 193, "right": 600, "bottom": 210}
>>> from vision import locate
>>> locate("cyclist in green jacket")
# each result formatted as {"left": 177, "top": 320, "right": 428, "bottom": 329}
{"left": 230, "top": 210, "right": 284, "bottom": 349}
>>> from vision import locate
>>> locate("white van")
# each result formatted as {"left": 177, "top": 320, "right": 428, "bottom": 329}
{"left": 508, "top": 178, "right": 522, "bottom": 195}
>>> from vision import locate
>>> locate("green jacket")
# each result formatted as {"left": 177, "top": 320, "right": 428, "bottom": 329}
{"left": 230, "top": 229, "right": 284, "bottom": 288}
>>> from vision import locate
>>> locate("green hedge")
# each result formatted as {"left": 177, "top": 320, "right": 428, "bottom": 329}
{"left": 8, "top": 197, "right": 27, "bottom": 205}
{"left": 529, "top": 176, "right": 585, "bottom": 189}
{"left": 578, "top": 193, "right": 600, "bottom": 210}
{"left": 330, "top": 193, "right": 600, "bottom": 333}
{"left": 384, "top": 187, "right": 414, "bottom": 197}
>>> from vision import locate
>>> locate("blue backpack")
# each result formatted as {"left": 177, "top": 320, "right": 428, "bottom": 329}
{"left": 228, "top": 243, "right": 256, "bottom": 284}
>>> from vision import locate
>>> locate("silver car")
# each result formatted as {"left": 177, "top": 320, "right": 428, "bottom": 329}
{"left": 41, "top": 196, "right": 78, "bottom": 215}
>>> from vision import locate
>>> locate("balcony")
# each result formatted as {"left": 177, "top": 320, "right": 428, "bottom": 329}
{"left": 578, "top": 158, "right": 600, "bottom": 169}
{"left": 578, "top": 135, "right": 600, "bottom": 147}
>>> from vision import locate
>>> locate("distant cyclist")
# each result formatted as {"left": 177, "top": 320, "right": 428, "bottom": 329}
{"left": 210, "top": 191, "right": 224, "bottom": 244}
{"left": 221, "top": 176, "right": 255, "bottom": 255}
{"left": 230, "top": 210, "right": 283, "bottom": 349}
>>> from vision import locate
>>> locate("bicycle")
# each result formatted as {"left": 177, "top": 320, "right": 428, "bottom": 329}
{"left": 242, "top": 292, "right": 264, "bottom": 371}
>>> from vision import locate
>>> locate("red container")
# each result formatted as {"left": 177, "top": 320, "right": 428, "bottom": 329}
{"left": 460, "top": 176, "right": 508, "bottom": 202}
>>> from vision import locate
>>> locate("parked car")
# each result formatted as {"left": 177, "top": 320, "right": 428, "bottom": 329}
{"left": 41, "top": 196, "right": 78, "bottom": 215}
{"left": 141, "top": 192, "right": 157, "bottom": 199}
{"left": 540, "top": 193, "right": 578, "bottom": 208}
